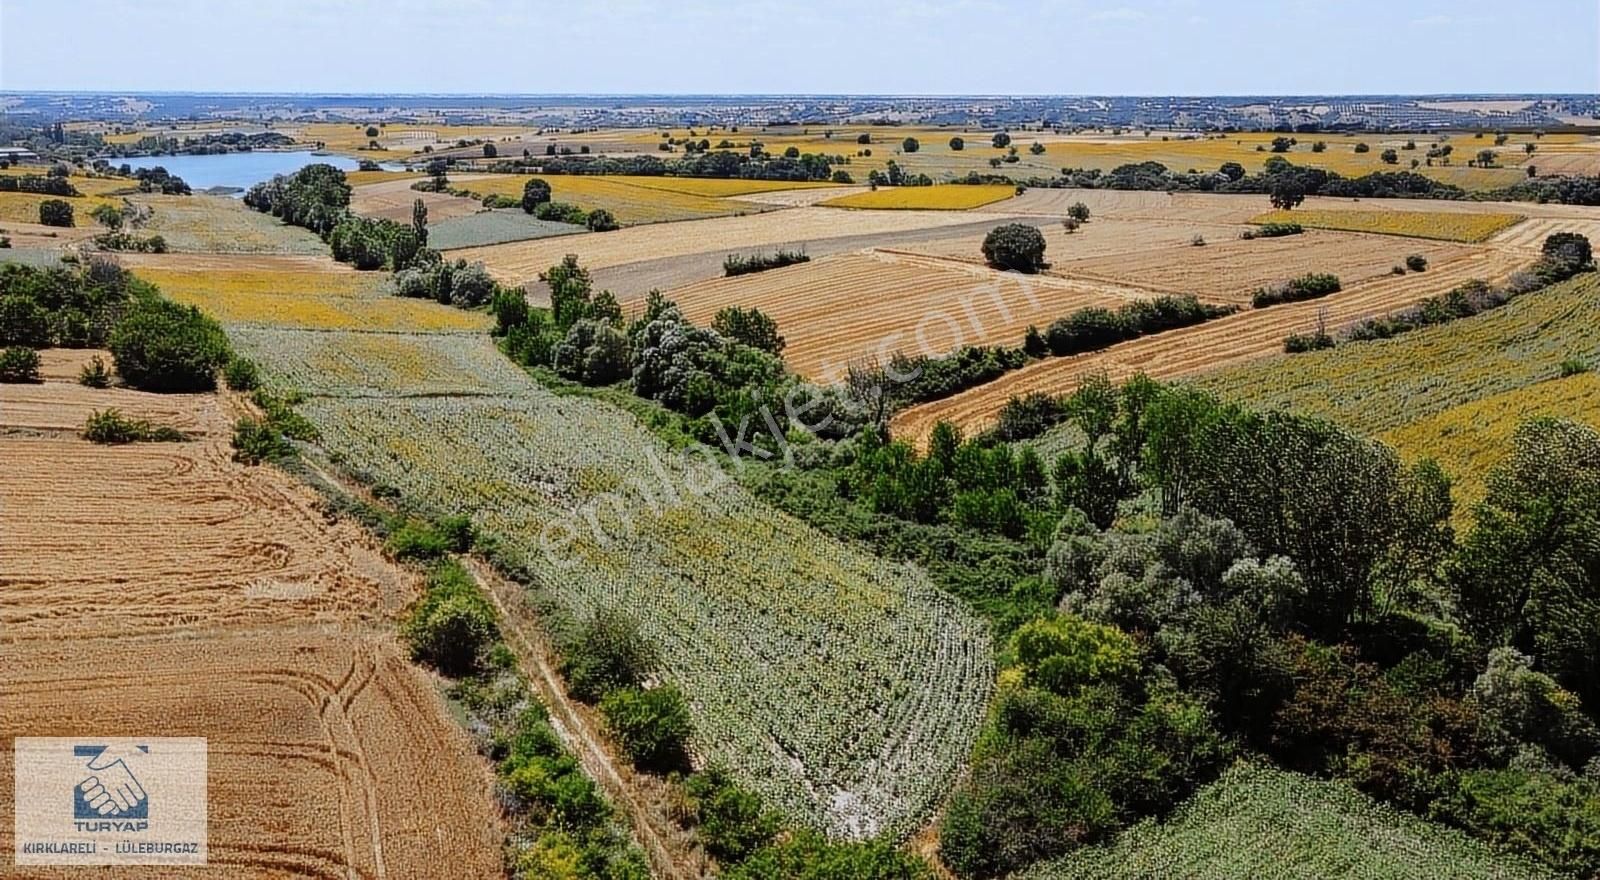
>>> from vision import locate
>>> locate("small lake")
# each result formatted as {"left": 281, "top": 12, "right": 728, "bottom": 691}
{"left": 118, "top": 150, "right": 402, "bottom": 194}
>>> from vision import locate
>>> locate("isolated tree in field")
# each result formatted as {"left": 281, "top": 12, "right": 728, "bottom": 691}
{"left": 1270, "top": 136, "right": 1294, "bottom": 153}
{"left": 1067, "top": 202, "right": 1091, "bottom": 222}
{"left": 949, "top": 136, "right": 965, "bottom": 151}
{"left": 1029, "top": 142, "right": 1046, "bottom": 155}
{"left": 1311, "top": 141, "right": 1327, "bottom": 153}
{"left": 1354, "top": 142, "right": 1371, "bottom": 154}
{"left": 1269, "top": 178, "right": 1306, "bottom": 211}
{"left": 1543, "top": 232, "right": 1593, "bottom": 270}
{"left": 1525, "top": 142, "right": 1538, "bottom": 155}
{"left": 586, "top": 208, "right": 619, "bottom": 232}
{"left": 520, "top": 178, "right": 552, "bottom": 213}
{"left": 1476, "top": 149, "right": 1497, "bottom": 167}
{"left": 411, "top": 198, "right": 428, "bottom": 246}
{"left": 1380, "top": 149, "right": 1399, "bottom": 165}
{"left": 427, "top": 158, "right": 448, "bottom": 190}
{"left": 982, "top": 223, "right": 1048, "bottom": 273}
{"left": 902, "top": 137, "right": 920, "bottom": 153}
{"left": 90, "top": 203, "right": 124, "bottom": 230}
{"left": 482, "top": 142, "right": 497, "bottom": 158}
{"left": 992, "top": 131, "right": 1011, "bottom": 148}
{"left": 365, "top": 125, "right": 379, "bottom": 137}
{"left": 39, "top": 199, "right": 74, "bottom": 227}
{"left": 1219, "top": 161, "right": 1246, "bottom": 182}
{"left": 857, "top": 133, "right": 871, "bottom": 145}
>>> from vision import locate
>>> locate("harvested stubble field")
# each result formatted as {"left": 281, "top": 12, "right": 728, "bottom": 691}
{"left": 669, "top": 249, "right": 1142, "bottom": 378}
{"left": 1196, "top": 272, "right": 1600, "bottom": 438}
{"left": 0, "top": 365, "right": 503, "bottom": 878}
{"left": 349, "top": 175, "right": 485, "bottom": 224}
{"left": 1052, "top": 232, "right": 1479, "bottom": 306}
{"left": 1379, "top": 373, "right": 1600, "bottom": 520}
{"left": 735, "top": 185, "right": 872, "bottom": 207}
{"left": 890, "top": 218, "right": 1235, "bottom": 265}
{"left": 447, "top": 174, "right": 772, "bottom": 225}
{"left": 1024, "top": 764, "right": 1554, "bottom": 880}
{"left": 892, "top": 248, "right": 1526, "bottom": 444}
{"left": 132, "top": 259, "right": 490, "bottom": 332}
{"left": 1491, "top": 215, "right": 1600, "bottom": 251}
{"left": 0, "top": 628, "right": 502, "bottom": 879}
{"left": 1251, "top": 208, "right": 1526, "bottom": 243}
{"left": 451, "top": 205, "right": 1014, "bottom": 284}
{"left": 126, "top": 193, "right": 330, "bottom": 254}
{"left": 292, "top": 121, "right": 536, "bottom": 157}
{"left": 997, "top": 187, "right": 1264, "bottom": 224}
{"left": 819, "top": 184, "right": 1018, "bottom": 210}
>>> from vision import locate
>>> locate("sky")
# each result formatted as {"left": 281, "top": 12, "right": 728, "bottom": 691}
{"left": 2, "top": 0, "right": 1596, "bottom": 96}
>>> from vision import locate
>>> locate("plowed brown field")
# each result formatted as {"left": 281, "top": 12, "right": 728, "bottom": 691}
{"left": 669, "top": 250, "right": 1143, "bottom": 379}
{"left": 0, "top": 364, "right": 502, "bottom": 878}
{"left": 890, "top": 249, "right": 1527, "bottom": 444}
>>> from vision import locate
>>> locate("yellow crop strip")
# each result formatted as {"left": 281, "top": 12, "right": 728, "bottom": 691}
{"left": 0, "top": 191, "right": 125, "bottom": 226}
{"left": 1251, "top": 209, "right": 1525, "bottom": 243}
{"left": 820, "top": 184, "right": 1016, "bottom": 210}
{"left": 131, "top": 266, "right": 487, "bottom": 332}
{"left": 1380, "top": 373, "right": 1600, "bottom": 520}
{"left": 454, "top": 174, "right": 765, "bottom": 224}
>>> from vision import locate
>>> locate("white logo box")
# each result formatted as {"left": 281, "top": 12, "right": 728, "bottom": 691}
{"left": 14, "top": 737, "right": 207, "bottom": 866}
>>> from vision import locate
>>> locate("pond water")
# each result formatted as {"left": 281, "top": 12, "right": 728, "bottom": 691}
{"left": 118, "top": 150, "right": 400, "bottom": 193}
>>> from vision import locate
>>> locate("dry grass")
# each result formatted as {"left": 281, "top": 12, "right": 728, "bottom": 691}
{"left": 0, "top": 191, "right": 123, "bottom": 226}
{"left": 450, "top": 174, "right": 767, "bottom": 225}
{"left": 1252, "top": 209, "right": 1526, "bottom": 243}
{"left": 820, "top": 184, "right": 1017, "bottom": 210}
{"left": 128, "top": 193, "right": 331, "bottom": 254}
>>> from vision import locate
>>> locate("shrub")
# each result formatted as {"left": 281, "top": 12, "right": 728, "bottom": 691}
{"left": 230, "top": 416, "right": 292, "bottom": 464}
{"left": 223, "top": 357, "right": 260, "bottom": 391}
{"left": 82, "top": 409, "right": 187, "bottom": 444}
{"left": 1191, "top": 234, "right": 1206, "bottom": 247}
{"left": 1354, "top": 142, "right": 1372, "bottom": 153}
{"left": 403, "top": 562, "right": 497, "bottom": 677}
{"left": 727, "top": 831, "right": 932, "bottom": 880}
{"left": 949, "top": 136, "right": 965, "bottom": 151}
{"left": 1431, "top": 769, "right": 1600, "bottom": 877}
{"left": 586, "top": 208, "right": 619, "bottom": 232}
{"left": 386, "top": 515, "right": 473, "bottom": 560}
{"left": 0, "top": 346, "right": 42, "bottom": 383}
{"left": 680, "top": 767, "right": 780, "bottom": 863}
{"left": 982, "top": 223, "right": 1048, "bottom": 273}
{"left": 38, "top": 199, "right": 74, "bottom": 227}
{"left": 109, "top": 299, "right": 231, "bottom": 392}
{"left": 1252, "top": 273, "right": 1342, "bottom": 308}
{"left": 1561, "top": 357, "right": 1591, "bottom": 377}
{"left": 78, "top": 355, "right": 112, "bottom": 388}
{"left": 1067, "top": 202, "right": 1092, "bottom": 222}
{"left": 994, "top": 392, "right": 1067, "bottom": 442}
{"left": 520, "top": 174, "right": 557, "bottom": 210}
{"left": 0, "top": 295, "right": 51, "bottom": 346}
{"left": 1255, "top": 222, "right": 1303, "bottom": 238}
{"left": 902, "top": 137, "right": 920, "bottom": 153}
{"left": 1543, "top": 231, "right": 1594, "bottom": 270}
{"left": 562, "top": 610, "right": 658, "bottom": 702}
{"left": 599, "top": 685, "right": 692, "bottom": 771}
{"left": 1405, "top": 254, "right": 1429, "bottom": 272}
{"left": 1284, "top": 331, "right": 1336, "bottom": 353}
{"left": 712, "top": 306, "right": 785, "bottom": 355}
{"left": 723, "top": 249, "right": 810, "bottom": 277}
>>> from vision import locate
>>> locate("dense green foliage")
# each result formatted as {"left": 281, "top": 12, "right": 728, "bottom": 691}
{"left": 83, "top": 408, "right": 187, "bottom": 444}
{"left": 1042, "top": 295, "right": 1233, "bottom": 356}
{"left": 402, "top": 560, "right": 498, "bottom": 677}
{"left": 0, "top": 346, "right": 41, "bottom": 383}
{"left": 1251, "top": 272, "right": 1342, "bottom": 308}
{"left": 723, "top": 248, "right": 811, "bottom": 277}
{"left": 0, "top": 259, "right": 138, "bottom": 349}
{"left": 38, "top": 198, "right": 74, "bottom": 227}
{"left": 110, "top": 298, "right": 232, "bottom": 392}
{"left": 982, "top": 223, "right": 1048, "bottom": 273}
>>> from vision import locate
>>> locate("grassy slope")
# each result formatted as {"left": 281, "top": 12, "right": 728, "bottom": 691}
{"left": 1023, "top": 764, "right": 1555, "bottom": 880}
{"left": 1194, "top": 272, "right": 1600, "bottom": 437}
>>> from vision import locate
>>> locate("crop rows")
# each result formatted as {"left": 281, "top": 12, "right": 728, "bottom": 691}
{"left": 1251, "top": 208, "right": 1526, "bottom": 243}
{"left": 288, "top": 384, "right": 993, "bottom": 838}
{"left": 820, "top": 184, "right": 1018, "bottom": 210}
{"left": 1196, "top": 272, "right": 1600, "bottom": 436}
{"left": 230, "top": 328, "right": 523, "bottom": 397}
{"left": 892, "top": 248, "right": 1527, "bottom": 444}
{"left": 1025, "top": 764, "right": 1555, "bottom": 880}
{"left": 450, "top": 174, "right": 769, "bottom": 225}
{"left": 1379, "top": 373, "right": 1600, "bottom": 520}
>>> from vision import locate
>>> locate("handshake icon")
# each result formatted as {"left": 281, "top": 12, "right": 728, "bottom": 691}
{"left": 73, "top": 745, "right": 150, "bottom": 820}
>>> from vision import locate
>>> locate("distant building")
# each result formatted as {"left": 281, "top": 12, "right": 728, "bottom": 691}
{"left": 0, "top": 146, "right": 41, "bottom": 163}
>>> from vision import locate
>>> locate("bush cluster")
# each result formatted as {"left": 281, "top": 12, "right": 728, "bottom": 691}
{"left": 1043, "top": 295, "right": 1233, "bottom": 356}
{"left": 723, "top": 249, "right": 811, "bottom": 277}
{"left": 1252, "top": 273, "right": 1342, "bottom": 308}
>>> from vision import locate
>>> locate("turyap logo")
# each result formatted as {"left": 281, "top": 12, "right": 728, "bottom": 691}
{"left": 73, "top": 744, "right": 150, "bottom": 825}
{"left": 14, "top": 737, "right": 207, "bottom": 866}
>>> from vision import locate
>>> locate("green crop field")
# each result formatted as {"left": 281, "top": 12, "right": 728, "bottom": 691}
{"left": 1024, "top": 764, "right": 1555, "bottom": 880}
{"left": 1195, "top": 273, "right": 1600, "bottom": 437}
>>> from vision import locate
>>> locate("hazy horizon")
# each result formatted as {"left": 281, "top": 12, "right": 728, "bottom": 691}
{"left": 3, "top": 0, "right": 1595, "bottom": 96}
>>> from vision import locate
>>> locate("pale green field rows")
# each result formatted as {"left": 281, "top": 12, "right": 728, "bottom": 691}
{"left": 1024, "top": 764, "right": 1554, "bottom": 880}
{"left": 222, "top": 299, "right": 994, "bottom": 840}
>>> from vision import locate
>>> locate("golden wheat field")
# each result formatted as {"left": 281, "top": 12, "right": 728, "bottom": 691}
{"left": 1052, "top": 232, "right": 1480, "bottom": 305}
{"left": 448, "top": 174, "right": 770, "bottom": 224}
{"left": 820, "top": 184, "right": 1018, "bottom": 210}
{"left": 1380, "top": 373, "right": 1600, "bottom": 520}
{"left": 1251, "top": 209, "right": 1526, "bottom": 243}
{"left": 890, "top": 248, "right": 1526, "bottom": 445}
{"left": 452, "top": 205, "right": 1008, "bottom": 283}
{"left": 668, "top": 249, "right": 1140, "bottom": 378}
{"left": 132, "top": 260, "right": 490, "bottom": 332}
{"left": 0, "top": 190, "right": 124, "bottom": 226}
